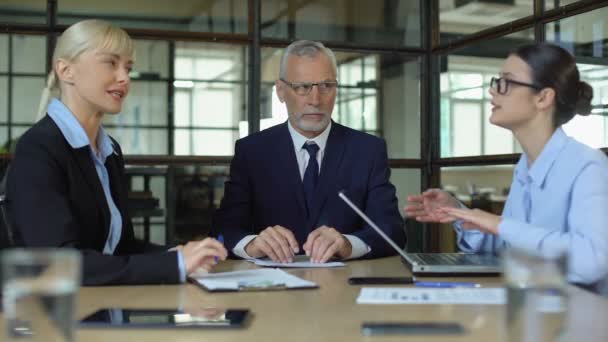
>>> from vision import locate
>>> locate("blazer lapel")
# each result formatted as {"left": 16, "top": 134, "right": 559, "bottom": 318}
{"left": 276, "top": 123, "right": 307, "bottom": 215}
{"left": 105, "top": 154, "right": 124, "bottom": 213}
{"left": 72, "top": 147, "right": 110, "bottom": 232}
{"left": 306, "top": 123, "right": 345, "bottom": 229}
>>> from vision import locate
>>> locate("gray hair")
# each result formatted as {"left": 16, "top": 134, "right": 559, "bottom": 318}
{"left": 278, "top": 40, "right": 337, "bottom": 80}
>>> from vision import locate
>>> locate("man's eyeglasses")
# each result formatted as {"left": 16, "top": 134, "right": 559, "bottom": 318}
{"left": 280, "top": 78, "right": 338, "bottom": 96}
{"left": 490, "top": 77, "right": 542, "bottom": 95}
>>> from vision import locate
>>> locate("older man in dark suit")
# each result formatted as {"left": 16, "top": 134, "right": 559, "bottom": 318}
{"left": 213, "top": 40, "right": 405, "bottom": 263}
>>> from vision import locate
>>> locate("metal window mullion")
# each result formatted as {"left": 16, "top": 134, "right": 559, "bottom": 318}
{"left": 247, "top": 0, "right": 261, "bottom": 136}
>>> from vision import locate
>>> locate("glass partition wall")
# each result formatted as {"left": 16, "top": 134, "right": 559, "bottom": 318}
{"left": 0, "top": 1, "right": 606, "bottom": 250}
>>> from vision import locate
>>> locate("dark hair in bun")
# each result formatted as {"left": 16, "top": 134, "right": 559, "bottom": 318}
{"left": 513, "top": 43, "right": 594, "bottom": 127}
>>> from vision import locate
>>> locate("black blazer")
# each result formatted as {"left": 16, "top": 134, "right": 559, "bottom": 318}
{"left": 7, "top": 116, "right": 180, "bottom": 285}
{"left": 212, "top": 122, "right": 405, "bottom": 258}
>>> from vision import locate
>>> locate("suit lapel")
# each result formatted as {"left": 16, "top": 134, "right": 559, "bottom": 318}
{"left": 306, "top": 123, "right": 345, "bottom": 229}
{"left": 105, "top": 154, "right": 124, "bottom": 214}
{"left": 276, "top": 123, "right": 307, "bottom": 215}
{"left": 72, "top": 147, "right": 110, "bottom": 232}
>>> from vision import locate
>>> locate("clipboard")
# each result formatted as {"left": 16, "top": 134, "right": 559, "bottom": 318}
{"left": 189, "top": 268, "right": 319, "bottom": 292}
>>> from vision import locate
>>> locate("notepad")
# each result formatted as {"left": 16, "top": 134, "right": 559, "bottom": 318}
{"left": 248, "top": 255, "right": 345, "bottom": 268}
{"left": 191, "top": 268, "right": 318, "bottom": 292}
{"left": 356, "top": 287, "right": 506, "bottom": 305}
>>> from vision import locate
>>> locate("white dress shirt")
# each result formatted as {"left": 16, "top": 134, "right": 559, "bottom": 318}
{"left": 233, "top": 120, "right": 371, "bottom": 260}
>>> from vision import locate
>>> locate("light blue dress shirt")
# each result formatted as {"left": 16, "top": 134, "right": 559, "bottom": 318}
{"left": 47, "top": 98, "right": 186, "bottom": 281}
{"left": 455, "top": 128, "right": 608, "bottom": 288}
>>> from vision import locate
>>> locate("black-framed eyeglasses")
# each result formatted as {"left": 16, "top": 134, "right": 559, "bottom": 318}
{"left": 280, "top": 78, "right": 338, "bottom": 96}
{"left": 490, "top": 77, "right": 542, "bottom": 95}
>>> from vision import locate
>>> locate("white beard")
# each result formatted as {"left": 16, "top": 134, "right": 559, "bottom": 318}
{"left": 293, "top": 114, "right": 330, "bottom": 133}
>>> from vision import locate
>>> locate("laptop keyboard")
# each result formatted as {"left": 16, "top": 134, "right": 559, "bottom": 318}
{"left": 410, "top": 253, "right": 499, "bottom": 266}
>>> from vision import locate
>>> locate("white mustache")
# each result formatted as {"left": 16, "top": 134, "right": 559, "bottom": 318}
{"left": 299, "top": 110, "right": 328, "bottom": 116}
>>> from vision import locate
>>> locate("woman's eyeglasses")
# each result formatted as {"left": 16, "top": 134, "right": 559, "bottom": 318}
{"left": 490, "top": 77, "right": 542, "bottom": 95}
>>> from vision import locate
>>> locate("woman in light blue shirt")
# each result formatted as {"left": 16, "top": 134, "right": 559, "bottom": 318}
{"left": 405, "top": 43, "right": 608, "bottom": 292}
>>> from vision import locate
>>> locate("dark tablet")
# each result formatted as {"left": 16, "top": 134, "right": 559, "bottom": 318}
{"left": 362, "top": 322, "right": 465, "bottom": 336}
{"left": 348, "top": 277, "right": 415, "bottom": 285}
{"left": 80, "top": 308, "right": 250, "bottom": 329}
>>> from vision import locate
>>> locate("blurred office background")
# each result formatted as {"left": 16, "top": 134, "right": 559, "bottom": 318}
{"left": 0, "top": 0, "right": 606, "bottom": 252}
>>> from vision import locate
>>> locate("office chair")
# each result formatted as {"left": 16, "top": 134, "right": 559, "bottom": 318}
{"left": 0, "top": 163, "right": 14, "bottom": 249}
{"left": 0, "top": 193, "right": 14, "bottom": 249}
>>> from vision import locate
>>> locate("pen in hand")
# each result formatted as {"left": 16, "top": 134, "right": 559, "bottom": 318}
{"left": 215, "top": 235, "right": 224, "bottom": 263}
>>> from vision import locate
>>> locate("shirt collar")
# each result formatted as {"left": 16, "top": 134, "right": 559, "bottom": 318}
{"left": 287, "top": 119, "right": 331, "bottom": 152}
{"left": 47, "top": 98, "right": 114, "bottom": 160}
{"left": 514, "top": 127, "right": 568, "bottom": 188}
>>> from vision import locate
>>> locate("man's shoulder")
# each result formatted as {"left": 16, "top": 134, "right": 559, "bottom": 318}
{"left": 333, "top": 122, "right": 385, "bottom": 148}
{"left": 236, "top": 122, "right": 287, "bottom": 148}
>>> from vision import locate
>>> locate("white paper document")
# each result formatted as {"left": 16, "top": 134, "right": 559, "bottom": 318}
{"left": 192, "top": 268, "right": 317, "bottom": 291}
{"left": 248, "top": 255, "right": 345, "bottom": 268}
{"left": 356, "top": 287, "right": 506, "bottom": 305}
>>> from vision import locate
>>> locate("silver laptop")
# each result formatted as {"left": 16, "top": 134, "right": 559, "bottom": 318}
{"left": 338, "top": 191, "right": 501, "bottom": 275}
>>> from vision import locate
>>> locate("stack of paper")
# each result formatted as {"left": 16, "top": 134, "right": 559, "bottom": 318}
{"left": 248, "top": 255, "right": 345, "bottom": 268}
{"left": 356, "top": 287, "right": 506, "bottom": 305}
{"left": 192, "top": 268, "right": 317, "bottom": 291}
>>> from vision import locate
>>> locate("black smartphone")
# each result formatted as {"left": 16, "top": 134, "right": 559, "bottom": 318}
{"left": 80, "top": 308, "right": 250, "bottom": 329}
{"left": 361, "top": 322, "right": 465, "bottom": 336}
{"left": 348, "top": 276, "right": 414, "bottom": 285}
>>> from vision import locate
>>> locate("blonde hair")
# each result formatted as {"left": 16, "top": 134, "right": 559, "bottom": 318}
{"left": 37, "top": 19, "right": 134, "bottom": 120}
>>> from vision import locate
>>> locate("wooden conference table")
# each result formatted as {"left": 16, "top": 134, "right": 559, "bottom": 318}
{"left": 11, "top": 256, "right": 608, "bottom": 341}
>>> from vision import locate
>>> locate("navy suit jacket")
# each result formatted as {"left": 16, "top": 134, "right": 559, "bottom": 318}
{"left": 7, "top": 116, "right": 180, "bottom": 286}
{"left": 212, "top": 121, "right": 405, "bottom": 258}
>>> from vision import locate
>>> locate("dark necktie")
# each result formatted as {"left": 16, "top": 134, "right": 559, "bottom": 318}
{"left": 302, "top": 142, "right": 320, "bottom": 215}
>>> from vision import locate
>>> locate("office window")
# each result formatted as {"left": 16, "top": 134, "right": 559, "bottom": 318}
{"left": 391, "top": 168, "right": 420, "bottom": 218}
{"left": 336, "top": 56, "right": 378, "bottom": 132}
{"left": 261, "top": 0, "right": 422, "bottom": 47}
{"left": 545, "top": 0, "right": 588, "bottom": 10}
{"left": 11, "top": 77, "right": 46, "bottom": 124}
{"left": 173, "top": 42, "right": 247, "bottom": 156}
{"left": 440, "top": 29, "right": 534, "bottom": 157}
{"left": 9, "top": 35, "right": 47, "bottom": 127}
{"left": 111, "top": 81, "right": 168, "bottom": 127}
{"left": 0, "top": 77, "right": 7, "bottom": 123}
{"left": 547, "top": 5, "right": 608, "bottom": 148}
{"left": 58, "top": 0, "right": 248, "bottom": 34}
{"left": 0, "top": 0, "right": 46, "bottom": 25}
{"left": 439, "top": 164, "right": 515, "bottom": 251}
{"left": 440, "top": 0, "right": 533, "bottom": 45}
{"left": 131, "top": 39, "right": 170, "bottom": 79}
{"left": 452, "top": 102, "right": 482, "bottom": 156}
{"left": 0, "top": 34, "right": 46, "bottom": 148}
{"left": 11, "top": 126, "right": 29, "bottom": 142}
{"left": 0, "top": 35, "right": 8, "bottom": 73}
{"left": 483, "top": 96, "right": 516, "bottom": 155}
{"left": 261, "top": 48, "right": 421, "bottom": 158}
{"left": 441, "top": 164, "right": 514, "bottom": 210}
{"left": 106, "top": 128, "right": 168, "bottom": 155}
{"left": 0, "top": 127, "right": 8, "bottom": 152}
{"left": 12, "top": 35, "right": 46, "bottom": 74}
{"left": 103, "top": 40, "right": 169, "bottom": 154}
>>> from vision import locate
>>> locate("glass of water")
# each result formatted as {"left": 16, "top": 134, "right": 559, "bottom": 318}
{"left": 1, "top": 249, "right": 81, "bottom": 342}
{"left": 503, "top": 247, "right": 568, "bottom": 342}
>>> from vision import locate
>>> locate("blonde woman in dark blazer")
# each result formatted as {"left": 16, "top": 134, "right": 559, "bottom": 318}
{"left": 7, "top": 19, "right": 227, "bottom": 285}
